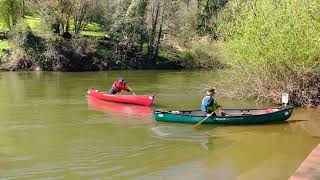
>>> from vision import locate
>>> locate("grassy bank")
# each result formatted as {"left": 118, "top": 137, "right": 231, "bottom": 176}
{"left": 24, "top": 15, "right": 108, "bottom": 37}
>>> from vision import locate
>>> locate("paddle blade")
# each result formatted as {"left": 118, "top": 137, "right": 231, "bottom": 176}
{"left": 193, "top": 122, "right": 203, "bottom": 129}
{"left": 193, "top": 116, "right": 210, "bottom": 129}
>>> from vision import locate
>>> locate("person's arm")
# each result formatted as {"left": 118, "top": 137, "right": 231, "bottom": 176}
{"left": 120, "top": 84, "right": 131, "bottom": 92}
{"left": 213, "top": 98, "right": 221, "bottom": 109}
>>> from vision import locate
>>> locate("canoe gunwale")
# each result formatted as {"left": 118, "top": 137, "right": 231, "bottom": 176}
{"left": 153, "top": 106, "right": 294, "bottom": 118}
{"left": 153, "top": 106, "right": 294, "bottom": 124}
{"left": 88, "top": 89, "right": 155, "bottom": 106}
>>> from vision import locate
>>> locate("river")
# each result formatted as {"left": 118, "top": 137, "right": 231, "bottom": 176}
{"left": 0, "top": 71, "right": 319, "bottom": 179}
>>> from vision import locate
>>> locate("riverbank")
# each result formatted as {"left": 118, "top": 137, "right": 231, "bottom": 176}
{"left": 0, "top": 36, "right": 223, "bottom": 71}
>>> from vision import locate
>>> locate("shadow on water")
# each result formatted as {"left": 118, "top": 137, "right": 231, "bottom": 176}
{"left": 287, "top": 119, "right": 309, "bottom": 123}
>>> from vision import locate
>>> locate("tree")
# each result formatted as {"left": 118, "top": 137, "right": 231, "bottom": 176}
{"left": 147, "top": 0, "right": 161, "bottom": 63}
{"left": 147, "top": 0, "right": 182, "bottom": 63}
{"left": 31, "top": 0, "right": 102, "bottom": 36}
{"left": 109, "top": 0, "right": 149, "bottom": 64}
{"left": 0, "top": 0, "right": 21, "bottom": 29}
{"left": 20, "top": 0, "right": 25, "bottom": 16}
{"left": 126, "top": 0, "right": 148, "bottom": 51}
{"left": 196, "top": 0, "right": 228, "bottom": 37}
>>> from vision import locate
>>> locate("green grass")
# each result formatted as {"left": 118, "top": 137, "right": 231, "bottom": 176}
{"left": 0, "top": 40, "right": 10, "bottom": 59}
{"left": 25, "top": 15, "right": 42, "bottom": 32}
{"left": 82, "top": 22, "right": 108, "bottom": 37}
{"left": 0, "top": 40, "right": 9, "bottom": 49}
{"left": 1, "top": 16, "right": 42, "bottom": 32}
{"left": 24, "top": 15, "right": 108, "bottom": 37}
{"left": 0, "top": 22, "right": 8, "bottom": 32}
{"left": 81, "top": 31, "right": 108, "bottom": 37}
{"left": 2, "top": 15, "right": 108, "bottom": 38}
{"left": 84, "top": 22, "right": 103, "bottom": 32}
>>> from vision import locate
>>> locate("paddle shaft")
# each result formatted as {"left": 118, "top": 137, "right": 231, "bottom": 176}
{"left": 193, "top": 111, "right": 215, "bottom": 128}
{"left": 127, "top": 86, "right": 136, "bottom": 95}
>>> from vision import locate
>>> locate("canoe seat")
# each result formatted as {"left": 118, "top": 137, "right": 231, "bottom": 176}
{"left": 190, "top": 111, "right": 206, "bottom": 116}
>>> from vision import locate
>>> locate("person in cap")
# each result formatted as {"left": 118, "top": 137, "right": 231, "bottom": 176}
{"left": 201, "top": 88, "right": 222, "bottom": 117}
{"left": 108, "top": 78, "right": 131, "bottom": 94}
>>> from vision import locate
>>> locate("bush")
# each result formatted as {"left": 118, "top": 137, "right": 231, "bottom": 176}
{"left": 217, "top": 0, "right": 320, "bottom": 106}
{"left": 9, "top": 21, "right": 31, "bottom": 49}
{"left": 179, "top": 37, "right": 226, "bottom": 69}
{"left": 53, "top": 37, "right": 100, "bottom": 71}
{"left": 40, "top": 33, "right": 60, "bottom": 70}
{"left": 0, "top": 50, "right": 34, "bottom": 71}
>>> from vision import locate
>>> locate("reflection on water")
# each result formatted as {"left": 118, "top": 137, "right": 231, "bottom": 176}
{"left": 0, "top": 71, "right": 319, "bottom": 179}
{"left": 150, "top": 124, "right": 235, "bottom": 152}
{"left": 144, "top": 122, "right": 320, "bottom": 180}
{"left": 87, "top": 96, "right": 154, "bottom": 125}
{"left": 289, "top": 108, "right": 320, "bottom": 138}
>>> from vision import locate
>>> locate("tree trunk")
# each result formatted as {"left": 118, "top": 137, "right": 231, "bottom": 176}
{"left": 74, "top": 1, "right": 88, "bottom": 35}
{"left": 59, "top": 0, "right": 65, "bottom": 35}
{"left": 59, "top": 22, "right": 65, "bottom": 35}
{"left": 66, "top": 17, "right": 70, "bottom": 33}
{"left": 154, "top": 15, "right": 163, "bottom": 62}
{"left": 9, "top": 15, "right": 13, "bottom": 30}
{"left": 147, "top": 0, "right": 160, "bottom": 64}
{"left": 21, "top": 0, "right": 25, "bottom": 17}
{"left": 140, "top": 30, "right": 143, "bottom": 52}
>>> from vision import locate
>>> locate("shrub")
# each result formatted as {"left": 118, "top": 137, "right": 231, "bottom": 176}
{"left": 217, "top": 0, "right": 320, "bottom": 106}
{"left": 180, "top": 37, "right": 226, "bottom": 69}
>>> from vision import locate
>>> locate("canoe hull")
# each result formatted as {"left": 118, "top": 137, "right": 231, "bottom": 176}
{"left": 88, "top": 96, "right": 152, "bottom": 117}
{"left": 153, "top": 106, "right": 293, "bottom": 124}
{"left": 88, "top": 89, "right": 154, "bottom": 106}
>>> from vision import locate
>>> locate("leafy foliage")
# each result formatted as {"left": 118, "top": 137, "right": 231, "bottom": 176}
{"left": 217, "top": 0, "right": 320, "bottom": 106}
{"left": 0, "top": 0, "right": 21, "bottom": 29}
{"left": 196, "top": 0, "right": 228, "bottom": 37}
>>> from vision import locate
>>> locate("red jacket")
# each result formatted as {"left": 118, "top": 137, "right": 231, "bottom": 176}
{"left": 111, "top": 80, "right": 130, "bottom": 92}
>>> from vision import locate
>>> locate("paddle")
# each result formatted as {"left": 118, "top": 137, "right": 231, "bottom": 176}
{"left": 128, "top": 86, "right": 136, "bottom": 95}
{"left": 193, "top": 111, "right": 215, "bottom": 129}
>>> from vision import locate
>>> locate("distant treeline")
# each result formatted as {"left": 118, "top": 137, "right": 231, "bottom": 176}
{"left": 0, "top": 0, "right": 228, "bottom": 71}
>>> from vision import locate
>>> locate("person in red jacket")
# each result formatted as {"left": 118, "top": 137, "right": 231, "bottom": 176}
{"left": 108, "top": 78, "right": 132, "bottom": 94}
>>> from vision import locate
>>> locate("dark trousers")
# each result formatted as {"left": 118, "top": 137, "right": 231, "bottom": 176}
{"left": 108, "top": 89, "right": 117, "bottom": 94}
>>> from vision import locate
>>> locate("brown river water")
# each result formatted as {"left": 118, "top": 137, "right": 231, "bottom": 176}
{"left": 0, "top": 70, "right": 319, "bottom": 179}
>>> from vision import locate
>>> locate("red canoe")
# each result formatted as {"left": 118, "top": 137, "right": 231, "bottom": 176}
{"left": 88, "top": 96, "right": 152, "bottom": 117}
{"left": 87, "top": 89, "right": 155, "bottom": 106}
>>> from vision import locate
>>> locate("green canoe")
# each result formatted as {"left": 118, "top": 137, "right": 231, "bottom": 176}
{"left": 153, "top": 106, "right": 293, "bottom": 124}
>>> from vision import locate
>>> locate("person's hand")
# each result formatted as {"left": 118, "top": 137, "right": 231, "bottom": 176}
{"left": 207, "top": 113, "right": 212, "bottom": 117}
{"left": 221, "top": 111, "right": 228, "bottom": 116}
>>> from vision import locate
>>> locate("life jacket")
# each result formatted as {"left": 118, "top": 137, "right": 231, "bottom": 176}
{"left": 111, "top": 80, "right": 125, "bottom": 92}
{"left": 202, "top": 96, "right": 219, "bottom": 112}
